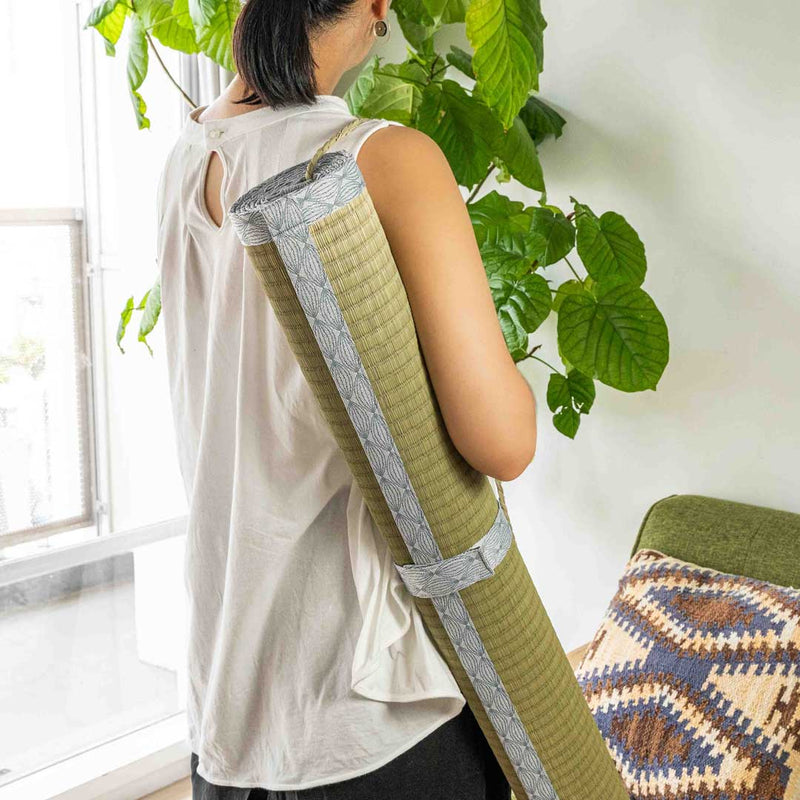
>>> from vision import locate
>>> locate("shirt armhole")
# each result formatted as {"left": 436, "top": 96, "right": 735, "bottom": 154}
{"left": 346, "top": 119, "right": 406, "bottom": 161}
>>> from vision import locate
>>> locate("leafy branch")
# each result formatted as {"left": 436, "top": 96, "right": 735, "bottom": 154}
{"left": 85, "top": 0, "right": 670, "bottom": 440}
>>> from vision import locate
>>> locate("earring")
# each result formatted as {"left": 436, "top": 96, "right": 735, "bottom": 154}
{"left": 373, "top": 18, "right": 390, "bottom": 38}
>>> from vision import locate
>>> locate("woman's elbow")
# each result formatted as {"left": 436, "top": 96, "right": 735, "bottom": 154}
{"left": 489, "top": 434, "right": 537, "bottom": 481}
{"left": 457, "top": 422, "right": 537, "bottom": 482}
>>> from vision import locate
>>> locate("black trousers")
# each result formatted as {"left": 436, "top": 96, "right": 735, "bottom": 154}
{"left": 190, "top": 702, "right": 511, "bottom": 800}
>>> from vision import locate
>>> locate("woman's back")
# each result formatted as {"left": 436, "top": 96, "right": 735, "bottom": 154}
{"left": 155, "top": 95, "right": 466, "bottom": 790}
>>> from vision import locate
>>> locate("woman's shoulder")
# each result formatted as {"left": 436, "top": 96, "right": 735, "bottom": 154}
{"left": 355, "top": 123, "right": 459, "bottom": 210}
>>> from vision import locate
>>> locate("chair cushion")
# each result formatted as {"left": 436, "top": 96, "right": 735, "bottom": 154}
{"left": 576, "top": 548, "right": 800, "bottom": 800}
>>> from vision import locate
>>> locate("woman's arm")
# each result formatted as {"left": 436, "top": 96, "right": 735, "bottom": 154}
{"left": 357, "top": 125, "right": 537, "bottom": 482}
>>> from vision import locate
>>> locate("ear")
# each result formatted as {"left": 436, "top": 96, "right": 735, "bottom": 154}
{"left": 370, "top": 0, "right": 390, "bottom": 21}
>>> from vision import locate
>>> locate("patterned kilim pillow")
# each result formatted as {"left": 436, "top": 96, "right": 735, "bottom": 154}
{"left": 575, "top": 548, "right": 800, "bottom": 800}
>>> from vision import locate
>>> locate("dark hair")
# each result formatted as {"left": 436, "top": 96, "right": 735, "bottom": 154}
{"left": 232, "top": 0, "right": 359, "bottom": 108}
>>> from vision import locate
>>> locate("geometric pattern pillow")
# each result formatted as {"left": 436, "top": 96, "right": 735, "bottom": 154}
{"left": 575, "top": 549, "right": 800, "bottom": 800}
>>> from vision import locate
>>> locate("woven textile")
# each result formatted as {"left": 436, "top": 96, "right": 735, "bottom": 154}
{"left": 228, "top": 142, "right": 628, "bottom": 800}
{"left": 576, "top": 549, "right": 800, "bottom": 800}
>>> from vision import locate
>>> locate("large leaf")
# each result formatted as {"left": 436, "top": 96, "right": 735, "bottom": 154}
{"left": 139, "top": 0, "right": 198, "bottom": 54}
{"left": 188, "top": 0, "right": 218, "bottom": 29}
{"left": 551, "top": 279, "right": 583, "bottom": 313}
{"left": 529, "top": 206, "right": 575, "bottom": 265}
{"left": 519, "top": 95, "right": 566, "bottom": 145}
{"left": 127, "top": 15, "right": 148, "bottom": 90}
{"left": 557, "top": 283, "right": 669, "bottom": 391}
{"left": 498, "top": 115, "right": 544, "bottom": 192}
{"left": 196, "top": 0, "right": 240, "bottom": 72}
{"left": 344, "top": 56, "right": 379, "bottom": 114}
{"left": 127, "top": 15, "right": 150, "bottom": 129}
{"left": 574, "top": 201, "right": 647, "bottom": 287}
{"left": 417, "top": 80, "right": 502, "bottom": 188}
{"left": 468, "top": 191, "right": 545, "bottom": 277}
{"left": 490, "top": 271, "right": 552, "bottom": 355}
{"left": 355, "top": 61, "right": 429, "bottom": 124}
{"left": 466, "top": 0, "right": 547, "bottom": 128}
{"left": 84, "top": 0, "right": 129, "bottom": 56}
{"left": 425, "top": 0, "right": 470, "bottom": 23}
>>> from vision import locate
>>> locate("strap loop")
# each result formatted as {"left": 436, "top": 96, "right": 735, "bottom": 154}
{"left": 394, "top": 498, "right": 513, "bottom": 598}
{"left": 304, "top": 116, "right": 371, "bottom": 182}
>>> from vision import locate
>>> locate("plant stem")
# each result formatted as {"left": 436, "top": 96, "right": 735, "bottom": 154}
{"left": 527, "top": 353, "right": 565, "bottom": 375}
{"left": 467, "top": 165, "right": 495, "bottom": 203}
{"left": 144, "top": 29, "right": 198, "bottom": 109}
{"left": 563, "top": 256, "right": 583, "bottom": 283}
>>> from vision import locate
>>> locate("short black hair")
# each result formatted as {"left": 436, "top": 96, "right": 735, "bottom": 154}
{"left": 232, "top": 0, "right": 359, "bottom": 108}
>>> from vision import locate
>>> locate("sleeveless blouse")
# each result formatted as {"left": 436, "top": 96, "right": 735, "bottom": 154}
{"left": 155, "top": 94, "right": 465, "bottom": 791}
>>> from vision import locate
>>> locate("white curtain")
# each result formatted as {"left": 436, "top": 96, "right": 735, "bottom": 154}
{"left": 179, "top": 53, "right": 235, "bottom": 109}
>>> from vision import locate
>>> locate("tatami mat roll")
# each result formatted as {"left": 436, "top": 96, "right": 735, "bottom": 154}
{"left": 230, "top": 150, "right": 627, "bottom": 800}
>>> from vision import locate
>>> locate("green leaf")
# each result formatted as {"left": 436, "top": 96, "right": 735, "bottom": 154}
{"left": 129, "top": 87, "right": 150, "bottom": 129}
{"left": 188, "top": 0, "right": 219, "bottom": 29}
{"left": 127, "top": 14, "right": 148, "bottom": 90}
{"left": 547, "top": 367, "right": 596, "bottom": 439}
{"left": 551, "top": 278, "right": 583, "bottom": 313}
{"left": 434, "top": 0, "right": 470, "bottom": 24}
{"left": 398, "top": 0, "right": 469, "bottom": 24}
{"left": 356, "top": 61, "right": 430, "bottom": 124}
{"left": 546, "top": 373, "right": 571, "bottom": 413}
{"left": 468, "top": 191, "right": 546, "bottom": 277}
{"left": 553, "top": 406, "right": 580, "bottom": 438}
{"left": 490, "top": 271, "right": 552, "bottom": 353}
{"left": 519, "top": 95, "right": 566, "bottom": 145}
{"left": 446, "top": 45, "right": 474, "bottom": 79}
{"left": 138, "top": 277, "right": 162, "bottom": 355}
{"left": 497, "top": 116, "right": 544, "bottom": 192}
{"left": 139, "top": 0, "right": 198, "bottom": 54}
{"left": 468, "top": 191, "right": 534, "bottom": 241}
{"left": 567, "top": 369, "right": 596, "bottom": 413}
{"left": 84, "top": 0, "right": 129, "bottom": 56}
{"left": 171, "top": 0, "right": 195, "bottom": 30}
{"left": 196, "top": 0, "right": 240, "bottom": 72}
{"left": 116, "top": 295, "right": 135, "bottom": 353}
{"left": 344, "top": 56, "right": 379, "bottom": 115}
{"left": 556, "top": 283, "right": 669, "bottom": 391}
{"left": 127, "top": 15, "right": 150, "bottom": 129}
{"left": 529, "top": 206, "right": 575, "bottom": 266}
{"left": 417, "top": 80, "right": 502, "bottom": 188}
{"left": 392, "top": 0, "right": 440, "bottom": 52}
{"left": 574, "top": 201, "right": 647, "bottom": 287}
{"left": 466, "top": 0, "right": 547, "bottom": 128}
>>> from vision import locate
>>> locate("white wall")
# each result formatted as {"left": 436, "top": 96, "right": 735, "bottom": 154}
{"left": 504, "top": 0, "right": 800, "bottom": 649}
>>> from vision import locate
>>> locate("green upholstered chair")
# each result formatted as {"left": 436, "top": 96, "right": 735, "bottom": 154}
{"left": 567, "top": 492, "right": 800, "bottom": 668}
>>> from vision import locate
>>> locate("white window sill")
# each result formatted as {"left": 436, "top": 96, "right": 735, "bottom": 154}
{"left": 0, "top": 712, "right": 191, "bottom": 800}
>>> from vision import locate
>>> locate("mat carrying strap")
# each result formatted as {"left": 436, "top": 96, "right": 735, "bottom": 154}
{"left": 308, "top": 118, "right": 515, "bottom": 600}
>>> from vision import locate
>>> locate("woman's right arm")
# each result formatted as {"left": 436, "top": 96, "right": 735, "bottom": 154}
{"left": 357, "top": 126, "right": 537, "bottom": 482}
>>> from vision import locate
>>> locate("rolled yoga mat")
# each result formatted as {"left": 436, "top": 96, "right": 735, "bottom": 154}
{"left": 228, "top": 118, "right": 628, "bottom": 800}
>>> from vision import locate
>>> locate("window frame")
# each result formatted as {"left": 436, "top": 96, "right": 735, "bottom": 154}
{"left": 0, "top": 208, "right": 97, "bottom": 549}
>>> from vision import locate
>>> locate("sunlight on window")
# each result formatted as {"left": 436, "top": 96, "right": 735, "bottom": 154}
{"left": 0, "top": 222, "right": 91, "bottom": 545}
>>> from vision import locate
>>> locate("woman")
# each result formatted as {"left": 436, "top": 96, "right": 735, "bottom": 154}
{"left": 156, "top": 0, "right": 538, "bottom": 798}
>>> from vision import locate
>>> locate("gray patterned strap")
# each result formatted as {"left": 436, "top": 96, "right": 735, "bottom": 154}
{"left": 394, "top": 502, "right": 512, "bottom": 598}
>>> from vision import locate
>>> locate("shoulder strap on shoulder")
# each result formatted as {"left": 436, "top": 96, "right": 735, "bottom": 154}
{"left": 305, "top": 116, "right": 373, "bottom": 182}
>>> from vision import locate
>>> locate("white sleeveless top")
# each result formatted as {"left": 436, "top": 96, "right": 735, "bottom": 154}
{"left": 155, "top": 94, "right": 465, "bottom": 791}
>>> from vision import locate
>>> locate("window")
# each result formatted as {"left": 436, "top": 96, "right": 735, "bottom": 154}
{"left": 0, "top": 212, "right": 93, "bottom": 548}
{"left": 0, "top": 0, "right": 190, "bottom": 794}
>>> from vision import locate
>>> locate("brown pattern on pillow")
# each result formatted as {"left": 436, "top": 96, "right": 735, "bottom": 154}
{"left": 576, "top": 549, "right": 800, "bottom": 800}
